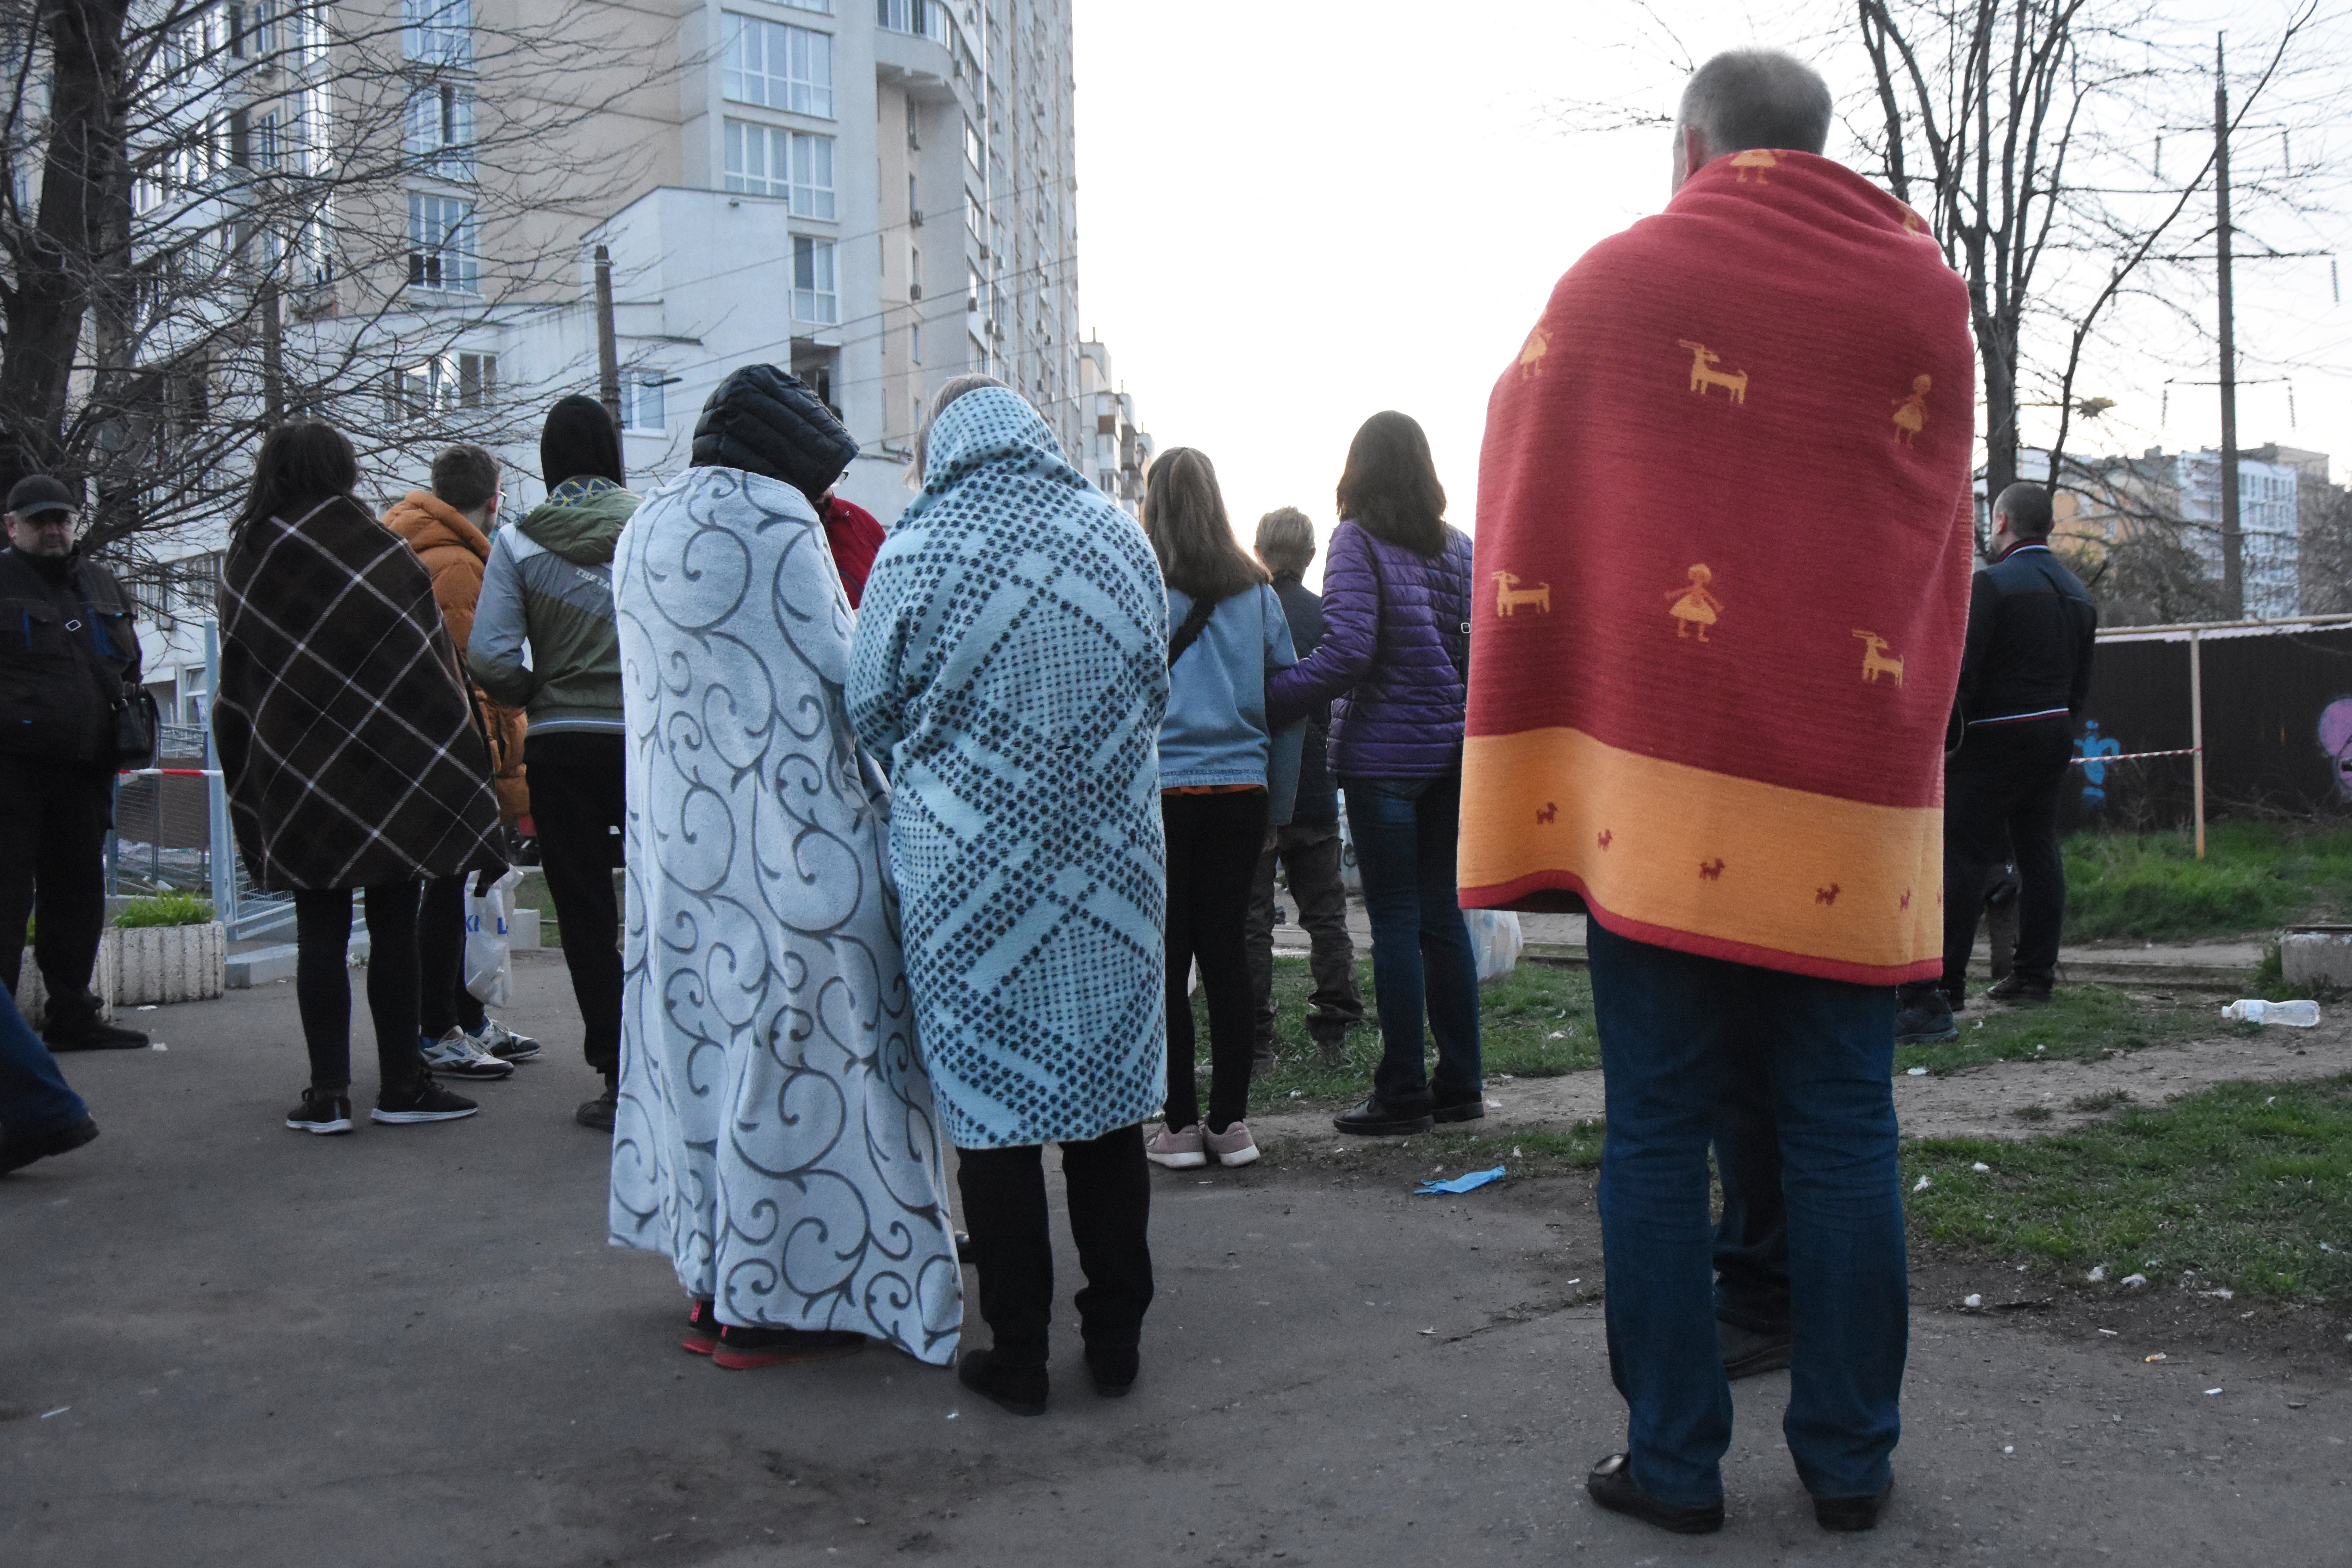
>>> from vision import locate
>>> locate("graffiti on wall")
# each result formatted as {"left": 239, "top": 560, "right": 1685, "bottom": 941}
{"left": 2075, "top": 720, "right": 2121, "bottom": 812}
{"left": 2319, "top": 699, "right": 2352, "bottom": 802}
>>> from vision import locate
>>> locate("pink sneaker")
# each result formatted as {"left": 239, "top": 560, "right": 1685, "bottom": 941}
{"left": 1145, "top": 1122, "right": 1207, "bottom": 1169}
{"left": 1203, "top": 1121, "right": 1260, "bottom": 1167}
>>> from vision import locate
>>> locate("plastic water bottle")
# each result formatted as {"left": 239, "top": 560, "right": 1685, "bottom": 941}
{"left": 2222, "top": 999, "right": 2321, "bottom": 1027}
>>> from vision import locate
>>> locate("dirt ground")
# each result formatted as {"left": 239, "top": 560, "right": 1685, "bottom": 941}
{"left": 1253, "top": 1000, "right": 2352, "bottom": 1148}
{"left": 13, "top": 960, "right": 2352, "bottom": 1565}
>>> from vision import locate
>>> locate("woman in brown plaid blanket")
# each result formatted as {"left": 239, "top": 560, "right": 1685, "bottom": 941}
{"left": 214, "top": 422, "right": 506, "bottom": 1136}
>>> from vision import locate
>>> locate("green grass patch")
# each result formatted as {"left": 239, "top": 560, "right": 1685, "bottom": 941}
{"left": 1902, "top": 1075, "right": 2352, "bottom": 1301}
{"left": 1895, "top": 985, "right": 2212, "bottom": 1075}
{"left": 114, "top": 893, "right": 214, "bottom": 928}
{"left": 2065, "top": 820, "right": 2352, "bottom": 942}
{"left": 1220, "top": 955, "right": 1598, "bottom": 1118}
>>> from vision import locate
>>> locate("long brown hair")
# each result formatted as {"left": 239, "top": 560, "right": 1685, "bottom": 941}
{"left": 1335, "top": 410, "right": 1446, "bottom": 556}
{"left": 231, "top": 419, "right": 360, "bottom": 544}
{"left": 1142, "top": 447, "right": 1266, "bottom": 602}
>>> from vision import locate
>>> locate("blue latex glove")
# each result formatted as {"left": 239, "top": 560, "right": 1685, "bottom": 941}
{"left": 1415, "top": 1166, "right": 1506, "bottom": 1195}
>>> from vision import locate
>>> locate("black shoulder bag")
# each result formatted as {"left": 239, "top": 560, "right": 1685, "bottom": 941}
{"left": 1167, "top": 593, "right": 1222, "bottom": 666}
{"left": 113, "top": 677, "right": 159, "bottom": 768}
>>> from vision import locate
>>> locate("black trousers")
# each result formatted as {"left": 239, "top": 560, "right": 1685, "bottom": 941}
{"left": 293, "top": 882, "right": 424, "bottom": 1094}
{"left": 1712, "top": 1049, "right": 1790, "bottom": 1335}
{"left": 1244, "top": 821, "right": 1363, "bottom": 1053}
{"left": 954, "top": 1124, "right": 1154, "bottom": 1372}
{"left": 1939, "top": 720, "right": 2073, "bottom": 997}
{"left": 417, "top": 874, "right": 489, "bottom": 1040}
{"left": 1160, "top": 790, "right": 1269, "bottom": 1133}
{"left": 526, "top": 732, "right": 625, "bottom": 1075}
{"left": 0, "top": 758, "right": 115, "bottom": 1029}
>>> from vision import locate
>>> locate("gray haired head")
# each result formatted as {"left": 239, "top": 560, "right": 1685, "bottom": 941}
{"left": 1253, "top": 506, "right": 1316, "bottom": 578}
{"left": 1677, "top": 49, "right": 1834, "bottom": 158}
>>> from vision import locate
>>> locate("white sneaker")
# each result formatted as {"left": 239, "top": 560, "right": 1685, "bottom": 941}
{"left": 474, "top": 1018, "right": 541, "bottom": 1062}
{"left": 419, "top": 1027, "right": 515, "bottom": 1080}
{"left": 1144, "top": 1122, "right": 1207, "bottom": 1169}
{"left": 1203, "top": 1121, "right": 1260, "bottom": 1168}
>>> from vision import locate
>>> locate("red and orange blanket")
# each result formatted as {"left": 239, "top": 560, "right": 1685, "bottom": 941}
{"left": 1462, "top": 150, "right": 1976, "bottom": 986}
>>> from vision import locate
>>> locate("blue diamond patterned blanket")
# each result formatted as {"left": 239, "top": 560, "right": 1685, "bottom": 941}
{"left": 607, "top": 464, "right": 961, "bottom": 1362}
{"left": 847, "top": 387, "right": 1171, "bottom": 1149}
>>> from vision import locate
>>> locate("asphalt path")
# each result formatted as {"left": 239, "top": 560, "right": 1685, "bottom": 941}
{"left": 6, "top": 955, "right": 2350, "bottom": 1565}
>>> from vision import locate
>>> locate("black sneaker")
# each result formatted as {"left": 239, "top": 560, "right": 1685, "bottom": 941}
{"left": 1, "top": 1113, "right": 100, "bottom": 1173}
{"left": 43, "top": 1013, "right": 149, "bottom": 1051}
{"left": 1815, "top": 1477, "right": 1893, "bottom": 1531}
{"left": 1333, "top": 1096, "right": 1434, "bottom": 1137}
{"left": 285, "top": 1090, "right": 354, "bottom": 1135}
{"left": 1585, "top": 1453, "right": 1723, "bottom": 1535}
{"left": 1430, "top": 1093, "right": 1487, "bottom": 1124}
{"left": 957, "top": 1348, "right": 1047, "bottom": 1416}
{"left": 371, "top": 1075, "right": 478, "bottom": 1125}
{"left": 1719, "top": 1319, "right": 1791, "bottom": 1379}
{"left": 1986, "top": 975, "right": 2053, "bottom": 1004}
{"left": 1894, "top": 994, "right": 1957, "bottom": 1044}
{"left": 576, "top": 1080, "right": 617, "bottom": 1131}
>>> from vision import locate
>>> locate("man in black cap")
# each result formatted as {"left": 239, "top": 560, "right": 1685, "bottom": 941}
{"left": 0, "top": 475, "right": 150, "bottom": 1049}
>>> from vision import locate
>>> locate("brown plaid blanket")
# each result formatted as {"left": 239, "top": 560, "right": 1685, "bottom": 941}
{"left": 216, "top": 496, "right": 502, "bottom": 891}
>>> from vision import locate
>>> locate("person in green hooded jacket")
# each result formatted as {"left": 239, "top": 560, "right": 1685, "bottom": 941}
{"left": 468, "top": 395, "right": 638, "bottom": 1130}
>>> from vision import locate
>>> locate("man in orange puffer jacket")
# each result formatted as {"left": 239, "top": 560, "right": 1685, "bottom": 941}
{"left": 380, "top": 443, "right": 539, "bottom": 1073}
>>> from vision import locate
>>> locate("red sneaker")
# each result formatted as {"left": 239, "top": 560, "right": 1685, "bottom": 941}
{"left": 711, "top": 1323, "right": 866, "bottom": 1370}
{"left": 682, "top": 1298, "right": 720, "bottom": 1355}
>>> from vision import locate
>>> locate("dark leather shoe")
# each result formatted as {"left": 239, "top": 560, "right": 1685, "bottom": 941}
{"left": 1085, "top": 1344, "right": 1138, "bottom": 1397}
{"left": 1333, "top": 1097, "right": 1434, "bottom": 1136}
{"left": 1430, "top": 1093, "right": 1486, "bottom": 1124}
{"left": 1894, "top": 995, "right": 1956, "bottom": 1044}
{"left": 1815, "top": 1477, "right": 1893, "bottom": 1531}
{"left": 575, "top": 1081, "right": 617, "bottom": 1131}
{"left": 1585, "top": 1453, "right": 1722, "bottom": 1535}
{"left": 0, "top": 1115, "right": 99, "bottom": 1175}
{"left": 42, "top": 1015, "right": 149, "bottom": 1051}
{"left": 959, "top": 1348, "right": 1047, "bottom": 1416}
{"left": 1719, "top": 1319, "right": 1791, "bottom": 1379}
{"left": 1986, "top": 975, "right": 2052, "bottom": 1004}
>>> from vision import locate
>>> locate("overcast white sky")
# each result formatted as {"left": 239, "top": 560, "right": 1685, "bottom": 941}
{"left": 1071, "top": 1, "right": 2352, "bottom": 581}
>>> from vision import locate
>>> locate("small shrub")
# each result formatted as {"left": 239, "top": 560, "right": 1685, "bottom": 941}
{"left": 2069, "top": 1088, "right": 2133, "bottom": 1114}
{"left": 115, "top": 894, "right": 215, "bottom": 928}
{"left": 2013, "top": 1103, "right": 2055, "bottom": 1123}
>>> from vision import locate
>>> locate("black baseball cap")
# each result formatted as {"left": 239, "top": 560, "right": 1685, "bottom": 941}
{"left": 5, "top": 475, "right": 78, "bottom": 517}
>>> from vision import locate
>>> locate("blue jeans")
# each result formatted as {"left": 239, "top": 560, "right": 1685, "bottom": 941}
{"left": 1340, "top": 771, "right": 1480, "bottom": 1111}
{"left": 0, "top": 986, "right": 87, "bottom": 1140}
{"left": 1587, "top": 922, "right": 1906, "bottom": 1506}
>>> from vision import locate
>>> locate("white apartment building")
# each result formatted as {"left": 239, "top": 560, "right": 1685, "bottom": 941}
{"left": 127, "top": 0, "right": 1150, "bottom": 724}
{"left": 2176, "top": 449, "right": 2301, "bottom": 619}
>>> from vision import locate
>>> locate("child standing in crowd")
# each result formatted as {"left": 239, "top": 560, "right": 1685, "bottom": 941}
{"left": 469, "top": 397, "right": 636, "bottom": 1131}
{"left": 1246, "top": 506, "right": 1363, "bottom": 1070}
{"left": 1141, "top": 449, "right": 1300, "bottom": 1173}
{"left": 849, "top": 376, "right": 1168, "bottom": 1418}
{"left": 381, "top": 443, "right": 540, "bottom": 1079}
{"left": 214, "top": 421, "right": 507, "bottom": 1133}
{"left": 1268, "top": 412, "right": 1480, "bottom": 1138}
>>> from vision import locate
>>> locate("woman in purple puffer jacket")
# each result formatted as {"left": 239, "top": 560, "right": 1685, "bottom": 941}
{"left": 1267, "top": 411, "right": 1480, "bottom": 1137}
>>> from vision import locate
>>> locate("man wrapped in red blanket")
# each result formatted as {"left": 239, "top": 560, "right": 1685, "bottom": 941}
{"left": 1465, "top": 51, "right": 1973, "bottom": 1537}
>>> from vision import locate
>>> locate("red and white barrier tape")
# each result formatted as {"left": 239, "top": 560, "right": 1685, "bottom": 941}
{"left": 2068, "top": 748, "right": 2201, "bottom": 764}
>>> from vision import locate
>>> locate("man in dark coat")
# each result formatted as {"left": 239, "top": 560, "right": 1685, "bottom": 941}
{"left": 0, "top": 476, "right": 148, "bottom": 1050}
{"left": 1245, "top": 507, "right": 1363, "bottom": 1068}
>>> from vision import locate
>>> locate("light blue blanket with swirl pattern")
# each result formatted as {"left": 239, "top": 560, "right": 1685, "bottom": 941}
{"left": 608, "top": 464, "right": 960, "bottom": 1363}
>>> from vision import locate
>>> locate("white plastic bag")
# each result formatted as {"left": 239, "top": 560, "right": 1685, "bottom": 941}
{"left": 1335, "top": 802, "right": 1363, "bottom": 895}
{"left": 464, "top": 869, "right": 523, "bottom": 1007}
{"left": 1465, "top": 908, "right": 1523, "bottom": 985}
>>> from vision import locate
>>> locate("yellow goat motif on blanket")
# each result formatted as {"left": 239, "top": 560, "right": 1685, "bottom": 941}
{"left": 1852, "top": 630, "right": 1905, "bottom": 686}
{"left": 1678, "top": 341, "right": 1749, "bottom": 404}
{"left": 1492, "top": 571, "right": 1551, "bottom": 616}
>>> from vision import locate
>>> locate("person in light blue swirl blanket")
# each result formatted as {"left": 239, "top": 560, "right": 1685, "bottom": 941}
{"left": 848, "top": 376, "right": 1170, "bottom": 1416}
{"left": 608, "top": 365, "right": 960, "bottom": 1371}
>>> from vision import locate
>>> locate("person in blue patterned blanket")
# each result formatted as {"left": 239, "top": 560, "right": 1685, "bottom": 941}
{"left": 848, "top": 375, "right": 1172, "bottom": 1418}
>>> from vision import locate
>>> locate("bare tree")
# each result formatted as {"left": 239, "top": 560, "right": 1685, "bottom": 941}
{"left": 0, "top": 0, "right": 670, "bottom": 563}
{"left": 1852, "top": 0, "right": 2325, "bottom": 500}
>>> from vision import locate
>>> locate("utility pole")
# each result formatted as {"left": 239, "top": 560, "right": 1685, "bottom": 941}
{"left": 2215, "top": 32, "right": 2243, "bottom": 618}
{"left": 593, "top": 245, "right": 622, "bottom": 444}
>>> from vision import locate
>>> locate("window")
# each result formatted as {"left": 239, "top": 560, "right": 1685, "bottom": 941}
{"left": 296, "top": 213, "right": 333, "bottom": 287}
{"left": 907, "top": 243, "right": 921, "bottom": 299}
{"left": 908, "top": 172, "right": 919, "bottom": 223}
{"left": 909, "top": 323, "right": 922, "bottom": 364}
{"left": 791, "top": 236, "right": 836, "bottom": 323}
{"left": 721, "top": 15, "right": 832, "bottom": 118}
{"left": 962, "top": 116, "right": 982, "bottom": 171}
{"left": 965, "top": 190, "right": 983, "bottom": 241}
{"left": 967, "top": 263, "right": 983, "bottom": 311}
{"left": 905, "top": 99, "right": 920, "bottom": 151}
{"left": 405, "top": 84, "right": 475, "bottom": 180}
{"left": 617, "top": 370, "right": 664, "bottom": 433}
{"left": 721, "top": 122, "right": 834, "bottom": 217}
{"left": 406, "top": 194, "right": 478, "bottom": 291}
{"left": 877, "top": 0, "right": 950, "bottom": 46}
{"left": 387, "top": 358, "right": 449, "bottom": 419}
{"left": 403, "top": 0, "right": 472, "bottom": 65}
{"left": 459, "top": 351, "right": 496, "bottom": 408}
